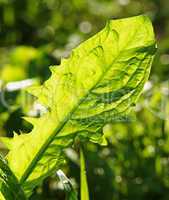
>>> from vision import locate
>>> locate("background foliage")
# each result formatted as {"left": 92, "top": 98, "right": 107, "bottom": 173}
{"left": 0, "top": 0, "right": 169, "bottom": 199}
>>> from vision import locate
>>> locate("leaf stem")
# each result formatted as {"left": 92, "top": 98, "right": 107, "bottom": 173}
{"left": 80, "top": 147, "right": 89, "bottom": 200}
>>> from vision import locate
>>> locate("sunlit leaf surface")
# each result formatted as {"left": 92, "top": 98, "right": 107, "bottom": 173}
{"left": 0, "top": 15, "right": 156, "bottom": 197}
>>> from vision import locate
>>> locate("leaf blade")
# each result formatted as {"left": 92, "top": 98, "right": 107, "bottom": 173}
{"left": 0, "top": 15, "right": 156, "bottom": 195}
{"left": 0, "top": 155, "right": 27, "bottom": 200}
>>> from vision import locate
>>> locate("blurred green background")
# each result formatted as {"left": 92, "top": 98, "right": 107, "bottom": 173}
{"left": 0, "top": 0, "right": 169, "bottom": 199}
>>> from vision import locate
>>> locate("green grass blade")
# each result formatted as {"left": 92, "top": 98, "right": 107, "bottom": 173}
{"left": 80, "top": 148, "right": 89, "bottom": 200}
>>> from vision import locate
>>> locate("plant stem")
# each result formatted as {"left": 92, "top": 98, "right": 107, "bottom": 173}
{"left": 80, "top": 147, "right": 89, "bottom": 200}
